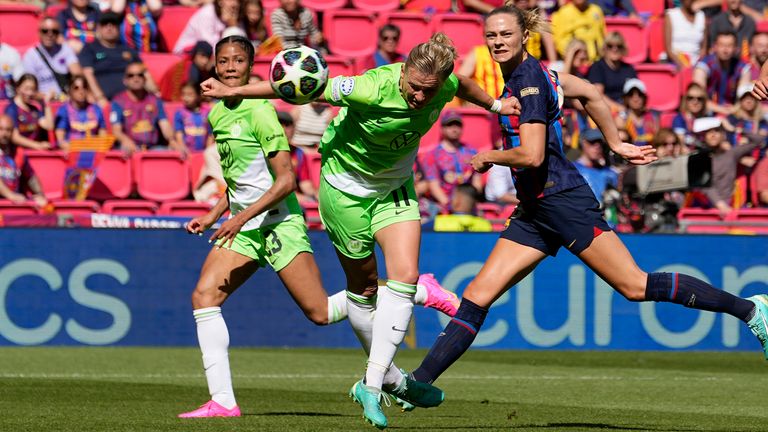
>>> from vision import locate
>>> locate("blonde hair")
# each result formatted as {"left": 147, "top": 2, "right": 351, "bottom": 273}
{"left": 405, "top": 32, "right": 458, "bottom": 81}
{"left": 604, "top": 31, "right": 627, "bottom": 55}
{"left": 495, "top": 1, "right": 551, "bottom": 34}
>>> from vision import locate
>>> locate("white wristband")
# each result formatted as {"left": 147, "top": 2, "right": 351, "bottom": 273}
{"left": 489, "top": 99, "right": 502, "bottom": 113}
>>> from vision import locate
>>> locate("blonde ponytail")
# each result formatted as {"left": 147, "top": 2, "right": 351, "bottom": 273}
{"left": 495, "top": 3, "right": 551, "bottom": 34}
{"left": 405, "top": 32, "right": 458, "bottom": 80}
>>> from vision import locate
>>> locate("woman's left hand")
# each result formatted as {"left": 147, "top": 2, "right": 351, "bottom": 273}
{"left": 470, "top": 153, "right": 493, "bottom": 173}
{"left": 499, "top": 97, "right": 521, "bottom": 116}
{"left": 613, "top": 143, "right": 658, "bottom": 165}
{"left": 201, "top": 78, "right": 232, "bottom": 99}
{"left": 210, "top": 216, "right": 245, "bottom": 249}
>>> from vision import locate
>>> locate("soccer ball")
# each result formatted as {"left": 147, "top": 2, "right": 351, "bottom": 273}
{"left": 269, "top": 46, "right": 329, "bottom": 105}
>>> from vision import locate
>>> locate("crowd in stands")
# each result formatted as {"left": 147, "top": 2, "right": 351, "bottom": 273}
{"left": 2, "top": 0, "right": 768, "bottom": 233}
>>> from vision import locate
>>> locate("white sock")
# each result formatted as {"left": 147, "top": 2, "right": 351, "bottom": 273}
{"left": 345, "top": 291, "right": 376, "bottom": 355}
{"left": 366, "top": 280, "right": 416, "bottom": 390}
{"left": 414, "top": 282, "right": 427, "bottom": 305}
{"left": 327, "top": 290, "right": 348, "bottom": 324}
{"left": 194, "top": 307, "right": 237, "bottom": 409}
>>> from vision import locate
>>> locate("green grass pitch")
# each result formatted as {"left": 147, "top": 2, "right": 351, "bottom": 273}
{"left": 1, "top": 347, "right": 767, "bottom": 431}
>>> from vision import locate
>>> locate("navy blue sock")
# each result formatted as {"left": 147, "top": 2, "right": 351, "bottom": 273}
{"left": 645, "top": 272, "right": 754, "bottom": 322}
{"left": 411, "top": 298, "right": 488, "bottom": 384}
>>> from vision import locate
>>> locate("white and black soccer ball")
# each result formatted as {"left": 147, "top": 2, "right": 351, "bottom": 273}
{"left": 269, "top": 46, "right": 329, "bottom": 105}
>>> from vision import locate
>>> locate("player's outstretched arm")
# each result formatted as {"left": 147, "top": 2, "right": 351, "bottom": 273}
{"left": 201, "top": 79, "right": 278, "bottom": 100}
{"left": 455, "top": 74, "right": 520, "bottom": 116}
{"left": 752, "top": 61, "right": 768, "bottom": 100}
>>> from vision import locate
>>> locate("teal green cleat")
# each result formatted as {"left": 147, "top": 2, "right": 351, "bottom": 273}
{"left": 349, "top": 380, "right": 388, "bottom": 429}
{"left": 747, "top": 295, "right": 768, "bottom": 360}
{"left": 383, "top": 369, "right": 444, "bottom": 408}
{"left": 390, "top": 395, "right": 415, "bottom": 412}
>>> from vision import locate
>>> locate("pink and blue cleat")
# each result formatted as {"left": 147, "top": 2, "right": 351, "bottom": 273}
{"left": 418, "top": 273, "right": 460, "bottom": 317}
{"left": 177, "top": 400, "right": 241, "bottom": 418}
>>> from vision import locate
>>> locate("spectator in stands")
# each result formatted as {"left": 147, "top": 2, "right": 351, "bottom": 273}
{"left": 672, "top": 83, "right": 710, "bottom": 147}
{"left": 23, "top": 17, "right": 82, "bottom": 99}
{"left": 79, "top": 12, "right": 143, "bottom": 105}
{"left": 573, "top": 128, "right": 618, "bottom": 205}
{"left": 58, "top": 0, "right": 101, "bottom": 54}
{"left": 420, "top": 110, "right": 484, "bottom": 212}
{"left": 559, "top": 39, "right": 590, "bottom": 79}
{"left": 616, "top": 78, "right": 659, "bottom": 147}
{"left": 724, "top": 84, "right": 768, "bottom": 146}
{"left": 653, "top": 128, "right": 689, "bottom": 159}
{"left": 173, "top": 0, "right": 243, "bottom": 54}
{"left": 111, "top": 0, "right": 162, "bottom": 52}
{"left": 664, "top": 0, "right": 706, "bottom": 69}
{"left": 485, "top": 166, "right": 518, "bottom": 205}
{"left": 270, "top": 0, "right": 323, "bottom": 52}
{"left": 174, "top": 82, "right": 212, "bottom": 153}
{"left": 708, "top": 0, "right": 756, "bottom": 60}
{"left": 749, "top": 32, "right": 768, "bottom": 80}
{"left": 0, "top": 28, "right": 23, "bottom": 101}
{"left": 291, "top": 102, "right": 333, "bottom": 152}
{"left": 54, "top": 75, "right": 107, "bottom": 151}
{"left": 551, "top": 0, "right": 605, "bottom": 62}
{"left": 587, "top": 32, "right": 637, "bottom": 112}
{"left": 693, "top": 31, "right": 752, "bottom": 115}
{"left": 741, "top": 0, "right": 768, "bottom": 22}
{"left": 432, "top": 184, "right": 492, "bottom": 232}
{"left": 0, "top": 115, "right": 48, "bottom": 208}
{"left": 754, "top": 155, "right": 768, "bottom": 206}
{"left": 244, "top": 0, "right": 268, "bottom": 51}
{"left": 457, "top": 0, "right": 504, "bottom": 14}
{"left": 186, "top": 41, "right": 214, "bottom": 89}
{"left": 111, "top": 62, "right": 178, "bottom": 154}
{"left": 457, "top": 44, "right": 505, "bottom": 103}
{"left": 278, "top": 110, "right": 318, "bottom": 204}
{"left": 360, "top": 24, "right": 407, "bottom": 72}
{"left": 4, "top": 74, "right": 54, "bottom": 153}
{"left": 592, "top": 0, "right": 638, "bottom": 18}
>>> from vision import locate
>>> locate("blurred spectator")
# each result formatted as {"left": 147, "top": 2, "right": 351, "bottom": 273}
{"left": 741, "top": 0, "right": 768, "bottom": 22}
{"left": 560, "top": 39, "right": 590, "bottom": 79}
{"left": 192, "top": 139, "right": 225, "bottom": 205}
{"left": 0, "top": 115, "right": 48, "bottom": 208}
{"left": 58, "top": 0, "right": 101, "bottom": 54}
{"left": 278, "top": 110, "right": 317, "bottom": 203}
{"left": 592, "top": 0, "right": 638, "bottom": 17}
{"left": 587, "top": 32, "right": 637, "bottom": 112}
{"left": 485, "top": 163, "right": 518, "bottom": 205}
{"left": 672, "top": 83, "right": 710, "bottom": 146}
{"left": 111, "top": 0, "right": 162, "bottom": 52}
{"left": 616, "top": 78, "right": 658, "bottom": 147}
{"left": 748, "top": 32, "right": 768, "bottom": 80}
{"left": 420, "top": 110, "right": 483, "bottom": 211}
{"left": 664, "top": 0, "right": 706, "bottom": 69}
{"left": 653, "top": 128, "right": 689, "bottom": 159}
{"left": 243, "top": 0, "right": 268, "bottom": 51}
{"left": 458, "top": 45, "right": 505, "bottom": 101}
{"left": 693, "top": 31, "right": 752, "bottom": 114}
{"left": 724, "top": 84, "right": 768, "bottom": 146}
{"left": 186, "top": 41, "right": 214, "bottom": 89}
{"left": 573, "top": 128, "right": 618, "bottom": 205}
{"left": 457, "top": 0, "right": 504, "bottom": 14}
{"left": 110, "top": 62, "right": 178, "bottom": 154}
{"left": 708, "top": 0, "right": 755, "bottom": 60}
{"left": 0, "top": 29, "right": 23, "bottom": 101}
{"left": 173, "top": 0, "right": 243, "bottom": 54}
{"left": 291, "top": 102, "right": 332, "bottom": 150}
{"left": 79, "top": 12, "right": 142, "bottom": 105}
{"left": 270, "top": 0, "right": 323, "bottom": 52}
{"left": 174, "top": 82, "right": 212, "bottom": 153}
{"left": 54, "top": 75, "right": 107, "bottom": 151}
{"left": 432, "top": 184, "right": 492, "bottom": 232}
{"left": 693, "top": 116, "right": 762, "bottom": 215}
{"left": 360, "top": 24, "right": 407, "bottom": 72}
{"left": 4, "top": 74, "right": 54, "bottom": 153}
{"left": 551, "top": 0, "right": 605, "bottom": 62}
{"left": 23, "top": 17, "right": 83, "bottom": 99}
{"left": 754, "top": 155, "right": 768, "bottom": 206}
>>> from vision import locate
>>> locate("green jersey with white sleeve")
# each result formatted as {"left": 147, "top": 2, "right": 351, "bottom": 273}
{"left": 322, "top": 63, "right": 459, "bottom": 198}
{"left": 208, "top": 98, "right": 302, "bottom": 231}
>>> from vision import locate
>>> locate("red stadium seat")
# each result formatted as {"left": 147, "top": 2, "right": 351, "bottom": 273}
{"left": 88, "top": 151, "right": 133, "bottom": 200}
{"left": 351, "top": 0, "right": 400, "bottom": 12}
{"left": 0, "top": 200, "right": 39, "bottom": 215}
{"left": 187, "top": 151, "right": 205, "bottom": 189}
{"left": 659, "top": 111, "right": 677, "bottom": 128}
{"left": 52, "top": 199, "right": 100, "bottom": 215}
{"left": 605, "top": 17, "right": 648, "bottom": 64}
{"left": 44, "top": 3, "right": 66, "bottom": 18}
{"left": 102, "top": 199, "right": 158, "bottom": 216}
{"left": 379, "top": 12, "right": 434, "bottom": 56}
{"left": 0, "top": 4, "right": 40, "bottom": 52}
{"left": 680, "top": 66, "right": 694, "bottom": 94}
{"left": 636, "top": 64, "right": 680, "bottom": 111}
{"left": 323, "top": 10, "right": 378, "bottom": 58}
{"left": 25, "top": 150, "right": 67, "bottom": 200}
{"left": 301, "top": 200, "right": 324, "bottom": 230}
{"left": 158, "top": 200, "right": 212, "bottom": 217}
{"left": 677, "top": 208, "right": 725, "bottom": 221}
{"left": 133, "top": 152, "right": 190, "bottom": 201}
{"left": 648, "top": 17, "right": 665, "bottom": 63}
{"left": 302, "top": 0, "right": 348, "bottom": 10}
{"left": 734, "top": 208, "right": 768, "bottom": 222}
{"left": 140, "top": 52, "right": 185, "bottom": 87}
{"left": 420, "top": 108, "right": 495, "bottom": 155}
{"left": 156, "top": 6, "right": 197, "bottom": 52}
{"left": 634, "top": 0, "right": 665, "bottom": 17}
{"left": 252, "top": 56, "right": 273, "bottom": 81}
{"left": 684, "top": 224, "right": 732, "bottom": 234}
{"left": 403, "top": 0, "right": 452, "bottom": 12}
{"left": 263, "top": 0, "right": 280, "bottom": 9}
{"left": 325, "top": 55, "right": 357, "bottom": 76}
{"left": 433, "top": 13, "right": 484, "bottom": 57}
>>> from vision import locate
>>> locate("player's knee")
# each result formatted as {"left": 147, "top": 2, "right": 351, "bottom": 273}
{"left": 388, "top": 269, "right": 419, "bottom": 286}
{"left": 304, "top": 308, "right": 328, "bottom": 326}
{"left": 613, "top": 274, "right": 648, "bottom": 302}
{"left": 191, "top": 285, "right": 226, "bottom": 309}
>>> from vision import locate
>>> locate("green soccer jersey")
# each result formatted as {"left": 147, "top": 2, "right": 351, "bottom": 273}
{"left": 322, "top": 63, "right": 459, "bottom": 198}
{"left": 208, "top": 98, "right": 302, "bottom": 231}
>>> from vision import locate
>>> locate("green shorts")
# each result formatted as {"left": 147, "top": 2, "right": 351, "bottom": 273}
{"left": 217, "top": 216, "right": 312, "bottom": 271}
{"left": 319, "top": 176, "right": 420, "bottom": 259}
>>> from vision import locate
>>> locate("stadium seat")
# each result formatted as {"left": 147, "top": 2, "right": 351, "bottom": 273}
{"left": 88, "top": 151, "right": 133, "bottom": 200}
{"left": 379, "top": 12, "right": 434, "bottom": 55}
{"left": 187, "top": 151, "right": 205, "bottom": 189}
{"left": 44, "top": 3, "right": 66, "bottom": 18}
{"left": 680, "top": 66, "right": 694, "bottom": 93}
{"left": 684, "top": 224, "right": 732, "bottom": 234}
{"left": 677, "top": 208, "right": 726, "bottom": 221}
{"left": 156, "top": 6, "right": 197, "bottom": 52}
{"left": 0, "top": 200, "right": 39, "bottom": 216}
{"left": 301, "top": 200, "right": 323, "bottom": 230}
{"left": 25, "top": 150, "right": 68, "bottom": 200}
{"left": 433, "top": 13, "right": 484, "bottom": 57}
{"left": 252, "top": 56, "right": 273, "bottom": 81}
{"left": 133, "top": 152, "right": 190, "bottom": 201}
{"left": 648, "top": 17, "right": 665, "bottom": 63}
{"left": 420, "top": 108, "right": 495, "bottom": 155}
{"left": 102, "top": 199, "right": 158, "bottom": 216}
{"left": 323, "top": 10, "right": 378, "bottom": 58}
{"left": 140, "top": 52, "right": 185, "bottom": 88}
{"left": 263, "top": 0, "right": 280, "bottom": 9}
{"left": 605, "top": 17, "right": 648, "bottom": 64}
{"left": 324, "top": 55, "right": 357, "bottom": 76}
{"left": 635, "top": 64, "right": 680, "bottom": 111}
{"left": 659, "top": 111, "right": 677, "bottom": 128}
{"left": 0, "top": 4, "right": 40, "bottom": 52}
{"left": 634, "top": 0, "right": 665, "bottom": 17}
{"left": 52, "top": 199, "right": 100, "bottom": 215}
{"left": 157, "top": 200, "right": 212, "bottom": 217}
{"left": 403, "top": 0, "right": 452, "bottom": 12}
{"left": 302, "top": 0, "right": 348, "bottom": 10}
{"left": 351, "top": 0, "right": 400, "bottom": 12}
{"left": 734, "top": 208, "right": 768, "bottom": 222}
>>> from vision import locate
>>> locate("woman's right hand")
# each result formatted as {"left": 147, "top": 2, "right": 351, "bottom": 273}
{"left": 201, "top": 78, "right": 232, "bottom": 99}
{"left": 186, "top": 212, "right": 217, "bottom": 235}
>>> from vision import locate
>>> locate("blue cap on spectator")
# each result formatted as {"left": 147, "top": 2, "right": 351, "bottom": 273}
{"left": 581, "top": 128, "right": 604, "bottom": 142}
{"left": 98, "top": 11, "right": 123, "bottom": 26}
{"left": 441, "top": 110, "right": 463, "bottom": 126}
{"left": 191, "top": 41, "right": 213, "bottom": 57}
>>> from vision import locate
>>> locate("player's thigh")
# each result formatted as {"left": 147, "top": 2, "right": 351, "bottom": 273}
{"left": 464, "top": 238, "right": 547, "bottom": 309}
{"left": 193, "top": 240, "right": 260, "bottom": 308}
{"left": 277, "top": 252, "right": 330, "bottom": 325}
{"left": 577, "top": 230, "right": 647, "bottom": 301}
{"left": 334, "top": 250, "right": 379, "bottom": 296}
{"left": 371, "top": 178, "right": 421, "bottom": 284}
{"left": 318, "top": 177, "right": 376, "bottom": 260}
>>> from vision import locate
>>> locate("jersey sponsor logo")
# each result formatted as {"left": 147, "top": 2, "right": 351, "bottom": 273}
{"left": 347, "top": 239, "right": 363, "bottom": 253}
{"left": 264, "top": 133, "right": 284, "bottom": 142}
{"left": 339, "top": 78, "right": 355, "bottom": 96}
{"left": 389, "top": 131, "right": 421, "bottom": 150}
{"left": 520, "top": 87, "right": 540, "bottom": 97}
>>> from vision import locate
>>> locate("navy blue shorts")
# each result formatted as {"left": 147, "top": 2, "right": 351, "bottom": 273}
{"left": 500, "top": 184, "right": 611, "bottom": 256}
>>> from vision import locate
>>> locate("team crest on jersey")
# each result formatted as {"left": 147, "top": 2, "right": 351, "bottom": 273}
{"left": 429, "top": 109, "right": 439, "bottom": 123}
{"left": 347, "top": 239, "right": 363, "bottom": 253}
{"left": 340, "top": 78, "right": 355, "bottom": 96}
{"left": 230, "top": 122, "right": 242, "bottom": 138}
